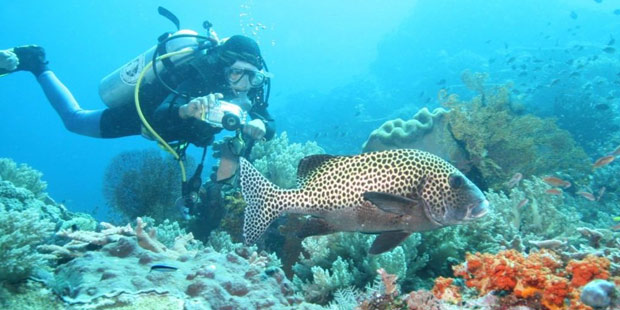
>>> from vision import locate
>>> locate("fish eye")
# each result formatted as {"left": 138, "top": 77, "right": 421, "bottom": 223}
{"left": 449, "top": 174, "right": 464, "bottom": 189}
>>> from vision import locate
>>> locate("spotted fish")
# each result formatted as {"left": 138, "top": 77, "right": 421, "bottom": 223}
{"left": 239, "top": 149, "right": 489, "bottom": 254}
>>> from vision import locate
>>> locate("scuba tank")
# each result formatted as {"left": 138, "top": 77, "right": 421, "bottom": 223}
{"left": 98, "top": 29, "right": 201, "bottom": 108}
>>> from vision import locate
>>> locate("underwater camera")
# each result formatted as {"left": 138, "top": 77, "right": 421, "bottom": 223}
{"left": 203, "top": 98, "right": 248, "bottom": 131}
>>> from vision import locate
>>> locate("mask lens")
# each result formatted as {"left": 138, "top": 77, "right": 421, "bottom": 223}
{"left": 226, "top": 68, "right": 245, "bottom": 83}
{"left": 249, "top": 71, "right": 265, "bottom": 87}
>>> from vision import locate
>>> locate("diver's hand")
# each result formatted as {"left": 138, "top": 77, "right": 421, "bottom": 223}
{"left": 179, "top": 93, "right": 223, "bottom": 120}
{"left": 0, "top": 49, "right": 18, "bottom": 71}
{"left": 243, "top": 119, "right": 266, "bottom": 140}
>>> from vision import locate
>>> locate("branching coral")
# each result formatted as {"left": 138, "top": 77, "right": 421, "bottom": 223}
{"left": 250, "top": 131, "right": 324, "bottom": 189}
{"left": 0, "top": 205, "right": 55, "bottom": 283}
{"left": 447, "top": 249, "right": 612, "bottom": 310}
{"left": 0, "top": 158, "right": 47, "bottom": 198}
{"left": 292, "top": 232, "right": 424, "bottom": 304}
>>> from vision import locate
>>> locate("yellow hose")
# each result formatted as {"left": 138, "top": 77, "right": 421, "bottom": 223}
{"left": 134, "top": 48, "right": 195, "bottom": 182}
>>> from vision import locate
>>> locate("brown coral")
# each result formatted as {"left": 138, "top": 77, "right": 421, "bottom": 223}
{"left": 362, "top": 107, "right": 470, "bottom": 172}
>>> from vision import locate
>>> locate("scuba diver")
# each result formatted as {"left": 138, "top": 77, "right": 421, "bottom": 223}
{"left": 1, "top": 17, "right": 275, "bottom": 224}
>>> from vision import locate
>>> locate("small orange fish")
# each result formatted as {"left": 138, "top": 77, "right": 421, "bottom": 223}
{"left": 593, "top": 155, "right": 615, "bottom": 169}
{"left": 576, "top": 191, "right": 596, "bottom": 201}
{"left": 546, "top": 188, "right": 563, "bottom": 195}
{"left": 542, "top": 176, "right": 571, "bottom": 188}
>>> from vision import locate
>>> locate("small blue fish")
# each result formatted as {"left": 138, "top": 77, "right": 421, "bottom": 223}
{"left": 570, "top": 11, "right": 578, "bottom": 19}
{"left": 150, "top": 264, "right": 178, "bottom": 272}
{"left": 614, "top": 9, "right": 620, "bottom": 15}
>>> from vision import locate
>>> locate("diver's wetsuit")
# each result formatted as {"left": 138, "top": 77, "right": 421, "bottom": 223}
{"left": 37, "top": 68, "right": 275, "bottom": 147}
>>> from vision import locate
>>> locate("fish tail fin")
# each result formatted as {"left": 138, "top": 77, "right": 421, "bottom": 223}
{"left": 239, "top": 157, "right": 284, "bottom": 245}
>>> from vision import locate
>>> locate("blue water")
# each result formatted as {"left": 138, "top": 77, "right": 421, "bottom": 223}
{"left": 1, "top": 0, "right": 619, "bottom": 218}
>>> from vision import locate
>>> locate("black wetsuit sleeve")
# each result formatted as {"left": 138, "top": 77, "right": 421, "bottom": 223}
{"left": 249, "top": 105, "right": 276, "bottom": 140}
{"left": 151, "top": 92, "right": 222, "bottom": 147}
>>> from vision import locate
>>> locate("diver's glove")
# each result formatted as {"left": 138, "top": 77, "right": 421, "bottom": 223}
{"left": 242, "top": 119, "right": 266, "bottom": 140}
{"left": 12, "top": 45, "right": 49, "bottom": 77}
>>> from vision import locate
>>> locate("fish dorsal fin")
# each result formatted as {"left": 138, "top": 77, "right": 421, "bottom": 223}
{"left": 369, "top": 231, "right": 412, "bottom": 255}
{"left": 296, "top": 154, "right": 336, "bottom": 187}
{"left": 363, "top": 192, "right": 423, "bottom": 216}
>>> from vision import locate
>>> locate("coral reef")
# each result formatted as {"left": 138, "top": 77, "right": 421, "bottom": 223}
{"left": 361, "top": 107, "right": 470, "bottom": 172}
{"left": 0, "top": 158, "right": 47, "bottom": 198}
{"left": 0, "top": 204, "right": 55, "bottom": 283}
{"left": 102, "top": 149, "right": 193, "bottom": 223}
{"left": 446, "top": 249, "right": 613, "bottom": 310}
{"left": 250, "top": 131, "right": 324, "bottom": 189}
{"left": 446, "top": 78, "right": 590, "bottom": 189}
{"left": 292, "top": 232, "right": 427, "bottom": 304}
{"left": 361, "top": 74, "right": 591, "bottom": 190}
{"left": 48, "top": 219, "right": 302, "bottom": 309}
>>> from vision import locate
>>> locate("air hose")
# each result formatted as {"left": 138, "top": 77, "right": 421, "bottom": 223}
{"left": 134, "top": 48, "right": 195, "bottom": 182}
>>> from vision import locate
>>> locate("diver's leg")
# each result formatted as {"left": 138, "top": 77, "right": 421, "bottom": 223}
{"left": 37, "top": 71, "right": 104, "bottom": 137}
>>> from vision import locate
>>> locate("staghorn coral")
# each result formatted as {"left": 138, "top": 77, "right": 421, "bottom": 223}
{"left": 446, "top": 81, "right": 590, "bottom": 189}
{"left": 447, "top": 249, "right": 613, "bottom": 310}
{"left": 361, "top": 108, "right": 469, "bottom": 172}
{"left": 102, "top": 149, "right": 194, "bottom": 223}
{"left": 0, "top": 158, "right": 47, "bottom": 198}
{"left": 250, "top": 131, "right": 324, "bottom": 189}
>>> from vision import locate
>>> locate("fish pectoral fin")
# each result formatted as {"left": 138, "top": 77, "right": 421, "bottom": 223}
{"left": 369, "top": 231, "right": 412, "bottom": 255}
{"left": 296, "top": 217, "right": 336, "bottom": 239}
{"left": 363, "top": 192, "right": 421, "bottom": 215}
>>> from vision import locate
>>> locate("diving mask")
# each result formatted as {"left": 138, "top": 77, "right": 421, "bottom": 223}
{"left": 225, "top": 67, "right": 271, "bottom": 87}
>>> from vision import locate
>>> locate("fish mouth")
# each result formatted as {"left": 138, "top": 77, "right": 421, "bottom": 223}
{"left": 469, "top": 199, "right": 489, "bottom": 219}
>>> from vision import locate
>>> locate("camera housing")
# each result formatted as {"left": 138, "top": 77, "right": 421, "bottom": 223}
{"left": 204, "top": 100, "right": 247, "bottom": 131}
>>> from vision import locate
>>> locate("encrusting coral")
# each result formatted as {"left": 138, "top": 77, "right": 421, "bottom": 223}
{"left": 444, "top": 249, "right": 614, "bottom": 310}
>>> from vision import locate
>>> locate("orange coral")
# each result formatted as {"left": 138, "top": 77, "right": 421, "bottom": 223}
{"left": 432, "top": 276, "right": 461, "bottom": 304}
{"left": 566, "top": 255, "right": 610, "bottom": 287}
{"left": 449, "top": 249, "right": 610, "bottom": 310}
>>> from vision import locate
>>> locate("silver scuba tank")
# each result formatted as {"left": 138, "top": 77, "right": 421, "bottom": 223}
{"left": 98, "top": 29, "right": 201, "bottom": 108}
